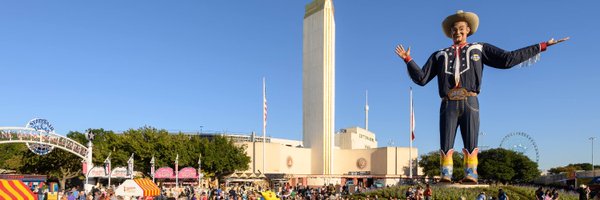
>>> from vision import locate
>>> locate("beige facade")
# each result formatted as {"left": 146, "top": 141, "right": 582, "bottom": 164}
{"left": 237, "top": 141, "right": 418, "bottom": 186}
{"left": 335, "top": 127, "right": 378, "bottom": 149}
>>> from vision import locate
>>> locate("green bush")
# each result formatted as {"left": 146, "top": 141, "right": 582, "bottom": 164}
{"left": 349, "top": 185, "right": 579, "bottom": 200}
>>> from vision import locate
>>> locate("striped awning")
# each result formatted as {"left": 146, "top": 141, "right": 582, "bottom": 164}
{"left": 134, "top": 178, "right": 160, "bottom": 197}
{"left": 0, "top": 179, "right": 36, "bottom": 200}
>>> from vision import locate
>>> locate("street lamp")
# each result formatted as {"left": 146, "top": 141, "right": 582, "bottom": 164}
{"left": 591, "top": 137, "right": 597, "bottom": 178}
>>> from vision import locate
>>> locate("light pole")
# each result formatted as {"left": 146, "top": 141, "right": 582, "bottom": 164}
{"left": 591, "top": 137, "right": 597, "bottom": 178}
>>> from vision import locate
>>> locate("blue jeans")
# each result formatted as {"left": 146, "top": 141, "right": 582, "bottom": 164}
{"left": 440, "top": 96, "right": 479, "bottom": 153}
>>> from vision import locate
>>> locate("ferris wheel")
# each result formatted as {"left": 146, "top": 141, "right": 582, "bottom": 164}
{"left": 499, "top": 132, "right": 540, "bottom": 163}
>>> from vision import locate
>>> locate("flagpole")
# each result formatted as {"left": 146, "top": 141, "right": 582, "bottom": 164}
{"left": 105, "top": 153, "right": 111, "bottom": 188}
{"left": 262, "top": 77, "right": 266, "bottom": 175}
{"left": 198, "top": 154, "right": 202, "bottom": 188}
{"left": 176, "top": 154, "right": 179, "bottom": 188}
{"left": 409, "top": 87, "right": 413, "bottom": 179}
{"left": 150, "top": 156, "right": 155, "bottom": 183}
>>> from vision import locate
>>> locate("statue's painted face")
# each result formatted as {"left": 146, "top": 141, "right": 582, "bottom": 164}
{"left": 451, "top": 21, "right": 470, "bottom": 45}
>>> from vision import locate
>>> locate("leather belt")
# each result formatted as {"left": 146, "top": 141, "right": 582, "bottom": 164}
{"left": 443, "top": 88, "right": 478, "bottom": 100}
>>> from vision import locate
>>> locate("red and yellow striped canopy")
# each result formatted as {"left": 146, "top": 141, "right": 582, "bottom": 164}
{"left": 134, "top": 178, "right": 160, "bottom": 197}
{"left": 0, "top": 179, "right": 36, "bottom": 200}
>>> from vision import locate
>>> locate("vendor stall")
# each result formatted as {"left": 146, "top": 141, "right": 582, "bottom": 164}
{"left": 115, "top": 179, "right": 159, "bottom": 199}
{"left": 154, "top": 167, "right": 201, "bottom": 187}
{"left": 115, "top": 179, "right": 143, "bottom": 198}
{"left": 0, "top": 179, "right": 36, "bottom": 200}
{"left": 134, "top": 179, "right": 160, "bottom": 197}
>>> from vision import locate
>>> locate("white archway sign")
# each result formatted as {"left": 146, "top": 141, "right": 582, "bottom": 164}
{"left": 0, "top": 119, "right": 95, "bottom": 191}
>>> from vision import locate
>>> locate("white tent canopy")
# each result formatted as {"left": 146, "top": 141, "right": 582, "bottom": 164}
{"left": 115, "top": 179, "right": 143, "bottom": 197}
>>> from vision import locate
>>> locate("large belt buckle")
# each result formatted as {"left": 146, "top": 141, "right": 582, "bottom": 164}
{"left": 447, "top": 88, "right": 468, "bottom": 100}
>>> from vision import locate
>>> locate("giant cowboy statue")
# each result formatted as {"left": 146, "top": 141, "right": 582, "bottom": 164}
{"left": 395, "top": 10, "right": 568, "bottom": 183}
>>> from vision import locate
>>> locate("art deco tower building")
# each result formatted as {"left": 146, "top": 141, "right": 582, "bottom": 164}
{"left": 302, "top": 0, "right": 335, "bottom": 175}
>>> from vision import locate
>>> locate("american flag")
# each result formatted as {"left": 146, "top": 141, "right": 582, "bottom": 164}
{"left": 410, "top": 88, "right": 415, "bottom": 141}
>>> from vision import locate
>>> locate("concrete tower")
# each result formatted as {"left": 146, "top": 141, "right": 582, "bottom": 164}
{"left": 302, "top": 0, "right": 335, "bottom": 175}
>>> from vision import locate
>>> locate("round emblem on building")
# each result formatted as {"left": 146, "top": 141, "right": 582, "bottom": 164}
{"left": 356, "top": 158, "right": 367, "bottom": 169}
{"left": 286, "top": 156, "right": 293, "bottom": 168}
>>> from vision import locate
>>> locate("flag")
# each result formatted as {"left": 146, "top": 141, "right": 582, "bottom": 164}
{"left": 127, "top": 153, "right": 134, "bottom": 177}
{"left": 150, "top": 156, "right": 155, "bottom": 176}
{"left": 104, "top": 154, "right": 111, "bottom": 176}
{"left": 410, "top": 88, "right": 415, "bottom": 141}
{"left": 263, "top": 77, "right": 267, "bottom": 131}
{"left": 82, "top": 160, "right": 87, "bottom": 175}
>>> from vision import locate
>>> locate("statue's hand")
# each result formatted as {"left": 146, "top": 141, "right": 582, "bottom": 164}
{"left": 547, "top": 37, "right": 569, "bottom": 46}
{"left": 395, "top": 45, "right": 411, "bottom": 60}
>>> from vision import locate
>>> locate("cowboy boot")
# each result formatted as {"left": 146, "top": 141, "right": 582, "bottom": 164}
{"left": 440, "top": 149, "right": 454, "bottom": 182}
{"left": 461, "top": 148, "right": 479, "bottom": 183}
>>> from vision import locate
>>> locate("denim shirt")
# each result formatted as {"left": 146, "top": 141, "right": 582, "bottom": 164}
{"left": 406, "top": 42, "right": 544, "bottom": 98}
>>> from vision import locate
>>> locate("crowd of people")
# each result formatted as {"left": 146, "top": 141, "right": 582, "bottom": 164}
{"left": 403, "top": 184, "right": 432, "bottom": 200}
{"left": 534, "top": 186, "right": 560, "bottom": 200}
{"left": 28, "top": 181, "right": 600, "bottom": 200}
{"left": 33, "top": 185, "right": 114, "bottom": 200}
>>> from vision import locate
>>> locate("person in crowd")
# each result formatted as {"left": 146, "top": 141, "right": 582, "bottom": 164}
{"left": 551, "top": 189, "right": 559, "bottom": 200}
{"left": 536, "top": 187, "right": 545, "bottom": 200}
{"left": 415, "top": 186, "right": 424, "bottom": 200}
{"left": 498, "top": 189, "right": 509, "bottom": 200}
{"left": 578, "top": 184, "right": 591, "bottom": 200}
{"left": 544, "top": 189, "right": 553, "bottom": 200}
{"left": 476, "top": 192, "right": 486, "bottom": 200}
{"left": 405, "top": 186, "right": 414, "bottom": 200}
{"left": 423, "top": 184, "right": 432, "bottom": 200}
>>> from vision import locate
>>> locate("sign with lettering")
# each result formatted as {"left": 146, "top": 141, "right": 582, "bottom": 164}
{"left": 88, "top": 167, "right": 107, "bottom": 178}
{"left": 111, "top": 167, "right": 128, "bottom": 178}
{"left": 25, "top": 118, "right": 56, "bottom": 155}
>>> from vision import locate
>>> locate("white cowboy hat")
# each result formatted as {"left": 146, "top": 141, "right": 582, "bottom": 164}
{"left": 442, "top": 10, "right": 479, "bottom": 38}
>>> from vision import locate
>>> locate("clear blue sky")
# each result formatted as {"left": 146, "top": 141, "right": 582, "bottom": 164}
{"left": 1, "top": 1, "right": 598, "bottom": 171}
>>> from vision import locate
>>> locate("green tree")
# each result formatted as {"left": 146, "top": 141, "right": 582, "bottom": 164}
{"left": 82, "top": 127, "right": 250, "bottom": 181}
{"left": 418, "top": 151, "right": 464, "bottom": 181}
{"left": 478, "top": 148, "right": 540, "bottom": 184}
{"left": 203, "top": 136, "right": 250, "bottom": 180}
{"left": 19, "top": 132, "right": 87, "bottom": 191}
{"left": 418, "top": 151, "right": 440, "bottom": 178}
{"left": 2, "top": 126, "right": 251, "bottom": 188}
{"left": 0, "top": 143, "right": 28, "bottom": 171}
